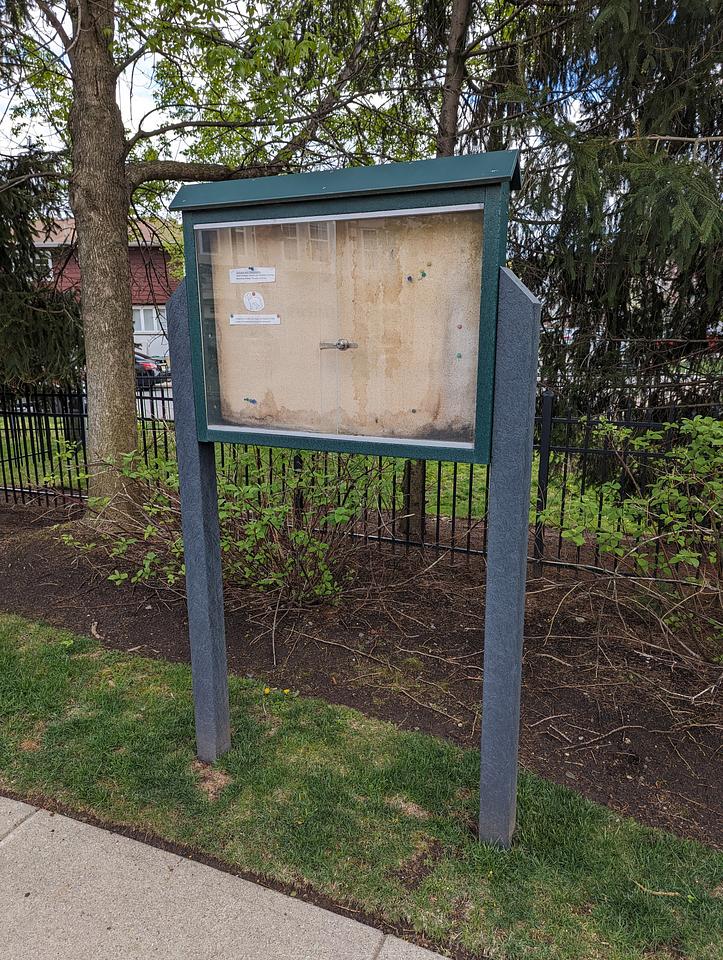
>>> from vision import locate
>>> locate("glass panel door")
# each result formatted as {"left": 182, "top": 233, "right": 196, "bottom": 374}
{"left": 195, "top": 205, "right": 484, "bottom": 444}
{"left": 334, "top": 209, "right": 483, "bottom": 444}
{"left": 196, "top": 223, "right": 339, "bottom": 435}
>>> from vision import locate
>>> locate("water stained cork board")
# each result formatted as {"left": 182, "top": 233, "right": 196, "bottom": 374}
{"left": 196, "top": 208, "right": 484, "bottom": 443}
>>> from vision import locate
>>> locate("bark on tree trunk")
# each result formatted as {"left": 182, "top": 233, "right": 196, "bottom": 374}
{"left": 68, "top": 0, "right": 137, "bottom": 511}
{"left": 404, "top": 0, "right": 472, "bottom": 544}
{"left": 436, "top": 0, "right": 473, "bottom": 157}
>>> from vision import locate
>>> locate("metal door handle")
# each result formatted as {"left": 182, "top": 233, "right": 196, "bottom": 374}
{"left": 319, "top": 339, "right": 358, "bottom": 351}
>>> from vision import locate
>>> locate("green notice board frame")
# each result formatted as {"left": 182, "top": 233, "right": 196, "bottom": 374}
{"left": 170, "top": 150, "right": 520, "bottom": 464}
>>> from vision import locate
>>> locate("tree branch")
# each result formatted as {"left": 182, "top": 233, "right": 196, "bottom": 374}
{"left": 463, "top": 0, "right": 536, "bottom": 57}
{"left": 34, "top": 0, "right": 72, "bottom": 50}
{"left": 272, "top": 0, "right": 386, "bottom": 164}
{"left": 465, "top": 12, "right": 579, "bottom": 60}
{"left": 125, "top": 159, "right": 281, "bottom": 191}
{"left": 125, "top": 0, "right": 388, "bottom": 190}
{"left": 113, "top": 40, "right": 150, "bottom": 77}
{"left": 614, "top": 135, "right": 723, "bottom": 144}
{"left": 124, "top": 97, "right": 361, "bottom": 157}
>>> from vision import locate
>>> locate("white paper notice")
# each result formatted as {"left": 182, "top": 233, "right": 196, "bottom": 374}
{"left": 229, "top": 266, "right": 276, "bottom": 284}
{"left": 230, "top": 314, "right": 280, "bottom": 325}
{"left": 243, "top": 290, "right": 265, "bottom": 312}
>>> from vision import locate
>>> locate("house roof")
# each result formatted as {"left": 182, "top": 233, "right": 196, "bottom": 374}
{"left": 170, "top": 150, "right": 522, "bottom": 212}
{"left": 35, "top": 218, "right": 179, "bottom": 249}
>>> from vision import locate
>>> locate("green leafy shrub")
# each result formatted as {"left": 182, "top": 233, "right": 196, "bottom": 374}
{"left": 541, "top": 416, "right": 723, "bottom": 580}
{"left": 62, "top": 446, "right": 388, "bottom": 604}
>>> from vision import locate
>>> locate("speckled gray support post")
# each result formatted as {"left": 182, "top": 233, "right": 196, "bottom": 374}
{"left": 479, "top": 268, "right": 541, "bottom": 847}
{"left": 167, "top": 281, "right": 231, "bottom": 762}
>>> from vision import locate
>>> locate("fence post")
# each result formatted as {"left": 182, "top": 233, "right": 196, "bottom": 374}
{"left": 292, "top": 452, "right": 303, "bottom": 526}
{"left": 166, "top": 280, "right": 231, "bottom": 763}
{"left": 534, "top": 388, "right": 555, "bottom": 562}
{"left": 402, "top": 459, "right": 426, "bottom": 545}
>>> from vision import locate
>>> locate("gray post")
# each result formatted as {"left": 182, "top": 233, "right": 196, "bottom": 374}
{"left": 479, "top": 268, "right": 541, "bottom": 847}
{"left": 166, "top": 281, "right": 231, "bottom": 762}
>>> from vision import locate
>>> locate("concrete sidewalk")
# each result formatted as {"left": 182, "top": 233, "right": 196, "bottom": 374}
{"left": 0, "top": 796, "right": 445, "bottom": 960}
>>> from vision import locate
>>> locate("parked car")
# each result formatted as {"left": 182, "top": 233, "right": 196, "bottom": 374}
{"left": 135, "top": 351, "right": 170, "bottom": 389}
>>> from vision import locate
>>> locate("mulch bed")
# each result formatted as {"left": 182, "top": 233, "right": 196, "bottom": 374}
{"left": 1, "top": 502, "right": 720, "bottom": 848}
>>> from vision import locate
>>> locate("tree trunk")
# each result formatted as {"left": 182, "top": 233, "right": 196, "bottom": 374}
{"left": 68, "top": 0, "right": 137, "bottom": 510}
{"left": 404, "top": 0, "right": 473, "bottom": 545}
{"left": 436, "top": 0, "right": 473, "bottom": 157}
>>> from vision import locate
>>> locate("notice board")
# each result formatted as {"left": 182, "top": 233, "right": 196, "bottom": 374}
{"left": 172, "top": 150, "right": 522, "bottom": 461}
{"left": 196, "top": 207, "right": 484, "bottom": 445}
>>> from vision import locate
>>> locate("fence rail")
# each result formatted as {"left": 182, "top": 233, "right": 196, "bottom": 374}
{"left": 1, "top": 383, "right": 720, "bottom": 579}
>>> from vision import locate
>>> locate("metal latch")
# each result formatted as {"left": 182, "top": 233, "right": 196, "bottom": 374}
{"left": 319, "top": 339, "right": 358, "bottom": 351}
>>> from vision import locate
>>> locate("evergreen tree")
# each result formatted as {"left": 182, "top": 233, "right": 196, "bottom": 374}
{"left": 403, "top": 0, "right": 722, "bottom": 410}
{"left": 0, "top": 151, "right": 83, "bottom": 387}
{"left": 474, "top": 1, "right": 722, "bottom": 407}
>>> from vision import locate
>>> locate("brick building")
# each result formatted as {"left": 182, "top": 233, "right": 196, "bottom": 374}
{"left": 35, "top": 219, "right": 181, "bottom": 360}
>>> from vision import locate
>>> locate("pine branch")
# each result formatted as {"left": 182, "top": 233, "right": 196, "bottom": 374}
{"left": 463, "top": 0, "right": 537, "bottom": 57}
{"left": 614, "top": 135, "right": 723, "bottom": 144}
{"left": 0, "top": 168, "right": 68, "bottom": 192}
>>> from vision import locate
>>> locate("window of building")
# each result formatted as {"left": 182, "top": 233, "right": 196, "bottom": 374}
{"left": 199, "top": 229, "right": 218, "bottom": 255}
{"left": 43, "top": 251, "right": 54, "bottom": 279}
{"left": 308, "top": 221, "right": 330, "bottom": 262}
{"left": 280, "top": 222, "right": 299, "bottom": 260}
{"left": 133, "top": 305, "right": 166, "bottom": 334}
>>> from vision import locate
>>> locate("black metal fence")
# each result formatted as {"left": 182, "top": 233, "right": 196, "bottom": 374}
{"left": 1, "top": 382, "right": 720, "bottom": 578}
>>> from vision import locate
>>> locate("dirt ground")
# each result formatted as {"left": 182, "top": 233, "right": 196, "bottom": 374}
{"left": 0, "top": 503, "right": 720, "bottom": 848}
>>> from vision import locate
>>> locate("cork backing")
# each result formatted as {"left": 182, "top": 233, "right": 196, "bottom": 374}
{"left": 197, "top": 209, "right": 484, "bottom": 442}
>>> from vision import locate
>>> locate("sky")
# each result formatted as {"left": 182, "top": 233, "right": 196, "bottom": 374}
{"left": 0, "top": 0, "right": 175, "bottom": 163}
{"left": 1, "top": 58, "right": 161, "bottom": 156}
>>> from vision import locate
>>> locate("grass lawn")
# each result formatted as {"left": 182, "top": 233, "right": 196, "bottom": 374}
{"left": 0, "top": 613, "right": 720, "bottom": 959}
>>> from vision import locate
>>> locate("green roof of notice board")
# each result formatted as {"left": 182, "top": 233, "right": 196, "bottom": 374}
{"left": 169, "top": 150, "right": 521, "bottom": 212}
